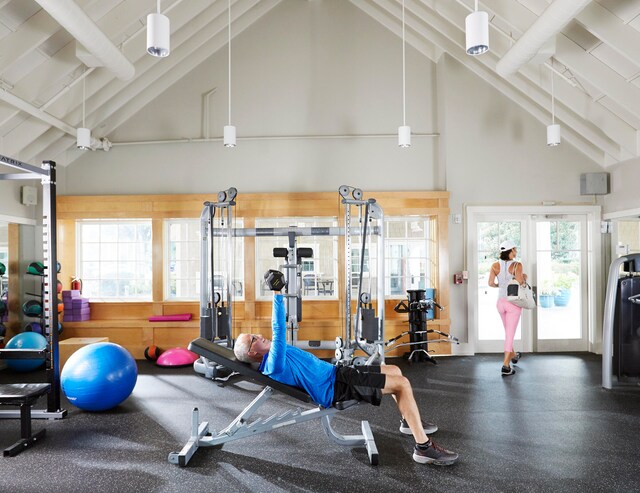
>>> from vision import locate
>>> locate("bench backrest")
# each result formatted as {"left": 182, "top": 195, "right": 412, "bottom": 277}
{"left": 188, "top": 338, "right": 312, "bottom": 403}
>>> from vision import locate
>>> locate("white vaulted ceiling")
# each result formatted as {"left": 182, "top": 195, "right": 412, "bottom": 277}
{"left": 1, "top": 0, "right": 640, "bottom": 168}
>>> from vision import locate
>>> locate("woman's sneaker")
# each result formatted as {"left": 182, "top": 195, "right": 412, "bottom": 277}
{"left": 511, "top": 352, "right": 522, "bottom": 364}
{"left": 413, "top": 440, "right": 458, "bottom": 466}
{"left": 501, "top": 365, "right": 516, "bottom": 376}
{"left": 400, "top": 418, "right": 438, "bottom": 435}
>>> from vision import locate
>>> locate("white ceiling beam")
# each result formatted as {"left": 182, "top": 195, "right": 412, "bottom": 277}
{"left": 574, "top": 2, "right": 640, "bottom": 72}
{"left": 555, "top": 34, "right": 640, "bottom": 121}
{"left": 0, "top": 7, "right": 63, "bottom": 71}
{"left": 87, "top": 0, "right": 277, "bottom": 141}
{"left": 13, "top": 0, "right": 164, "bottom": 105}
{"left": 42, "top": 0, "right": 216, "bottom": 125}
{"left": 409, "top": 0, "right": 617, "bottom": 162}
{"left": 496, "top": 0, "right": 592, "bottom": 78}
{"left": 0, "top": 87, "right": 76, "bottom": 136}
{"left": 33, "top": 0, "right": 135, "bottom": 80}
{"left": 2, "top": 0, "right": 203, "bottom": 153}
{"left": 347, "top": 1, "right": 440, "bottom": 62}
{"left": 0, "top": 0, "right": 173, "bottom": 128}
{"left": 30, "top": 0, "right": 281, "bottom": 165}
{"left": 482, "top": 0, "right": 639, "bottom": 156}
{"left": 355, "top": 0, "right": 606, "bottom": 165}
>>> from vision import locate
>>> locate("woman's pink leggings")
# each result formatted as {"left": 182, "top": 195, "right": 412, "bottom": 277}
{"left": 496, "top": 298, "right": 522, "bottom": 352}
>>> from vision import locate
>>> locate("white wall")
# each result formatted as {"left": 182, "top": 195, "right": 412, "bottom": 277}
{"left": 0, "top": 179, "right": 38, "bottom": 222}
{"left": 62, "top": 0, "right": 438, "bottom": 195}
{"left": 603, "top": 157, "right": 640, "bottom": 215}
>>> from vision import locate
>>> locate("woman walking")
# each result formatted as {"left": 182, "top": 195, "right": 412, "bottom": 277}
{"left": 488, "top": 240, "right": 526, "bottom": 376}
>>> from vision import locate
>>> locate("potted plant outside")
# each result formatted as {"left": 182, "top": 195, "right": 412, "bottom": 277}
{"left": 553, "top": 273, "right": 577, "bottom": 307}
{"left": 539, "top": 280, "right": 557, "bottom": 308}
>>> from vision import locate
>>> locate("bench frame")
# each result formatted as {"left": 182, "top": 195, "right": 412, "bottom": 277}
{"left": 0, "top": 383, "right": 51, "bottom": 456}
{"left": 168, "top": 338, "right": 379, "bottom": 466}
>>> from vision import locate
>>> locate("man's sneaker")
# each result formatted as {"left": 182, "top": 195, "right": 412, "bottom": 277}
{"left": 501, "top": 365, "right": 516, "bottom": 376}
{"left": 413, "top": 441, "right": 458, "bottom": 466}
{"left": 400, "top": 418, "right": 438, "bottom": 435}
{"left": 511, "top": 352, "right": 522, "bottom": 364}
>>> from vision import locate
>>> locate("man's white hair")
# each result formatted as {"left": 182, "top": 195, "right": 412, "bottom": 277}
{"left": 233, "top": 334, "right": 253, "bottom": 363}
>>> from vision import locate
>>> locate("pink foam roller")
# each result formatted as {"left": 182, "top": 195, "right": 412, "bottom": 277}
{"left": 156, "top": 347, "right": 199, "bottom": 367}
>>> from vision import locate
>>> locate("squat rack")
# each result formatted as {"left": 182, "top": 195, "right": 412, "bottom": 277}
{"left": 0, "top": 154, "right": 66, "bottom": 420}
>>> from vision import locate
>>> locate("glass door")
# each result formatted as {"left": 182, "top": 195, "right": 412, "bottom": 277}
{"left": 472, "top": 212, "right": 589, "bottom": 353}
{"left": 534, "top": 216, "right": 588, "bottom": 351}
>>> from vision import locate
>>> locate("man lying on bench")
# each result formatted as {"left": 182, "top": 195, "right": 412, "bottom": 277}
{"left": 233, "top": 270, "right": 458, "bottom": 467}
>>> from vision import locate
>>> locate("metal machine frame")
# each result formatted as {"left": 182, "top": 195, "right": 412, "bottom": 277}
{"left": 194, "top": 186, "right": 386, "bottom": 379}
{"left": 0, "top": 154, "right": 66, "bottom": 424}
{"left": 602, "top": 252, "right": 640, "bottom": 389}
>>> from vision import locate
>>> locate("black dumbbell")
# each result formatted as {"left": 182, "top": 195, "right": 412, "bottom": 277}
{"left": 264, "top": 270, "right": 286, "bottom": 291}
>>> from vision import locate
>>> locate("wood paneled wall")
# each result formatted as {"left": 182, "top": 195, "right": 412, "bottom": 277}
{"left": 57, "top": 191, "right": 450, "bottom": 359}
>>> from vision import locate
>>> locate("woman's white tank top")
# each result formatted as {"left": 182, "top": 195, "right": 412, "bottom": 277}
{"left": 497, "top": 260, "right": 516, "bottom": 299}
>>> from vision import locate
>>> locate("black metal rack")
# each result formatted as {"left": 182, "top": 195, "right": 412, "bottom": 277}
{"left": 0, "top": 155, "right": 66, "bottom": 424}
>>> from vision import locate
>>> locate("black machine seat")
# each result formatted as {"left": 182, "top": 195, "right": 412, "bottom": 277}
{"left": 188, "top": 338, "right": 312, "bottom": 403}
{"left": 0, "top": 383, "right": 51, "bottom": 457}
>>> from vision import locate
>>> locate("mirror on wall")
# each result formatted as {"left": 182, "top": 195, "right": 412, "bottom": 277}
{"left": 0, "top": 223, "right": 7, "bottom": 329}
{"left": 0, "top": 220, "right": 37, "bottom": 353}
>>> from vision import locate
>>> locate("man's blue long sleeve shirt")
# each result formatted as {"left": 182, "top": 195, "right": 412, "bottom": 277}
{"left": 259, "top": 294, "right": 336, "bottom": 408}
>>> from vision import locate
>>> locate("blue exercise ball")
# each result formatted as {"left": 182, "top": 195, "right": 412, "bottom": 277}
{"left": 61, "top": 342, "right": 137, "bottom": 412}
{"left": 4, "top": 332, "right": 47, "bottom": 372}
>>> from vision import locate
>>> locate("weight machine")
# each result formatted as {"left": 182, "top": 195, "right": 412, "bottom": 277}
{"left": 0, "top": 154, "right": 66, "bottom": 455}
{"left": 193, "top": 185, "right": 386, "bottom": 379}
{"left": 602, "top": 252, "right": 640, "bottom": 389}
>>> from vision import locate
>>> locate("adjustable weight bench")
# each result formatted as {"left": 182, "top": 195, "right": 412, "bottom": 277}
{"left": 0, "top": 383, "right": 51, "bottom": 456}
{"left": 168, "top": 337, "right": 378, "bottom": 466}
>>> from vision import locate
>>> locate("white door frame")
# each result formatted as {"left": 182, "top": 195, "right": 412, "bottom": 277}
{"left": 466, "top": 205, "right": 603, "bottom": 354}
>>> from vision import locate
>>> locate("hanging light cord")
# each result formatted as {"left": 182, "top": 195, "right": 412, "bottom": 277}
{"left": 475, "top": 0, "right": 478, "bottom": 12}
{"left": 82, "top": 75, "right": 86, "bottom": 127}
{"left": 551, "top": 66, "right": 555, "bottom": 124}
{"left": 402, "top": 0, "right": 406, "bottom": 126}
{"left": 228, "top": 0, "right": 231, "bottom": 126}
{"left": 157, "top": 0, "right": 161, "bottom": 14}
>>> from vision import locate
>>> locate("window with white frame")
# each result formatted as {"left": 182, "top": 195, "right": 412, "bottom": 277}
{"left": 385, "top": 217, "right": 438, "bottom": 298}
{"left": 255, "top": 217, "right": 338, "bottom": 299}
{"left": 76, "top": 219, "right": 153, "bottom": 301}
{"left": 165, "top": 218, "right": 244, "bottom": 300}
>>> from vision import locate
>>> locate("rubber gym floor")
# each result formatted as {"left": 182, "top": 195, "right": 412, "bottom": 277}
{"left": 1, "top": 353, "right": 639, "bottom": 493}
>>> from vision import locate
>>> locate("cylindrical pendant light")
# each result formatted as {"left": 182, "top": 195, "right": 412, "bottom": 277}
{"left": 547, "top": 124, "right": 561, "bottom": 147}
{"left": 224, "top": 0, "right": 236, "bottom": 147}
{"left": 547, "top": 67, "right": 561, "bottom": 147}
{"left": 398, "top": 125, "right": 411, "bottom": 147}
{"left": 223, "top": 125, "right": 236, "bottom": 148}
{"left": 398, "top": 0, "right": 410, "bottom": 148}
{"left": 76, "top": 127, "right": 91, "bottom": 150}
{"left": 147, "top": 0, "right": 170, "bottom": 57}
{"left": 466, "top": 1, "right": 489, "bottom": 56}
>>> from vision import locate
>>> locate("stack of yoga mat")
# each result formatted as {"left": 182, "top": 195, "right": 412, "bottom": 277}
{"left": 62, "top": 290, "right": 90, "bottom": 322}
